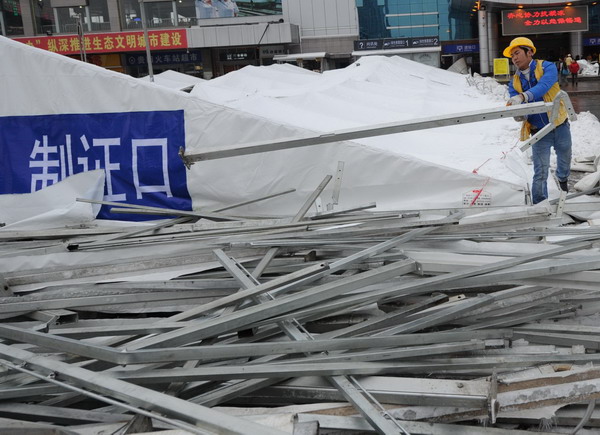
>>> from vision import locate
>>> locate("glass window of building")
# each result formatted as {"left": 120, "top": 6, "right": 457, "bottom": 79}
{"left": 145, "top": 1, "right": 176, "bottom": 28}
{"left": 357, "top": 0, "right": 477, "bottom": 42}
{"left": 30, "top": 0, "right": 56, "bottom": 34}
{"left": 176, "top": 0, "right": 196, "bottom": 26}
{"left": 356, "top": 0, "right": 388, "bottom": 39}
{"left": 1, "top": 0, "right": 25, "bottom": 35}
{"left": 88, "top": 0, "right": 110, "bottom": 31}
{"left": 55, "top": 6, "right": 84, "bottom": 33}
{"left": 53, "top": 0, "right": 108, "bottom": 34}
{"left": 590, "top": 3, "right": 600, "bottom": 33}
{"left": 121, "top": 0, "right": 175, "bottom": 29}
{"left": 121, "top": 0, "right": 142, "bottom": 29}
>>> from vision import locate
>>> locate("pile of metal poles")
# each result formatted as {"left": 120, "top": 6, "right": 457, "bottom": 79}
{"left": 2, "top": 181, "right": 600, "bottom": 434}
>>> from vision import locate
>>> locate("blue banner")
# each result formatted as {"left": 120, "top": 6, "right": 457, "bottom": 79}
{"left": 125, "top": 50, "right": 202, "bottom": 66}
{"left": 0, "top": 110, "right": 191, "bottom": 220}
{"left": 442, "top": 43, "right": 479, "bottom": 54}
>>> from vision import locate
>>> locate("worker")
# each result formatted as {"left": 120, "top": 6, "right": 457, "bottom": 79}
{"left": 504, "top": 36, "right": 572, "bottom": 204}
{"left": 565, "top": 53, "right": 574, "bottom": 67}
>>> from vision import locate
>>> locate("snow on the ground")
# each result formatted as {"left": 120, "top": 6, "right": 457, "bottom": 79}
{"left": 572, "top": 111, "right": 600, "bottom": 158}
{"left": 191, "top": 56, "right": 600, "bottom": 188}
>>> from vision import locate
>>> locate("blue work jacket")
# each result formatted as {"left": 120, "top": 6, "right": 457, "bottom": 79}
{"left": 507, "top": 59, "right": 559, "bottom": 131}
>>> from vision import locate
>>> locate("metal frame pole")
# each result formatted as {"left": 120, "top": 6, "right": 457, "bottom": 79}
{"left": 181, "top": 102, "right": 554, "bottom": 164}
{"left": 0, "top": 342, "right": 285, "bottom": 435}
{"left": 0, "top": 2, "right": 6, "bottom": 36}
{"left": 84, "top": 5, "right": 91, "bottom": 31}
{"left": 78, "top": 12, "right": 87, "bottom": 63}
{"left": 181, "top": 92, "right": 578, "bottom": 164}
{"left": 139, "top": 0, "right": 154, "bottom": 82}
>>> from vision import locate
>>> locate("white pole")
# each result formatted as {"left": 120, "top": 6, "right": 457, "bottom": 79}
{"left": 478, "top": 7, "right": 489, "bottom": 75}
{"left": 139, "top": 0, "right": 154, "bottom": 82}
{"left": 570, "top": 31, "right": 583, "bottom": 59}
{"left": 171, "top": 0, "right": 177, "bottom": 26}
{"left": 84, "top": 4, "right": 91, "bottom": 31}
{"left": 487, "top": 10, "right": 498, "bottom": 73}
{"left": 0, "top": 4, "right": 7, "bottom": 36}
{"left": 78, "top": 12, "right": 87, "bottom": 62}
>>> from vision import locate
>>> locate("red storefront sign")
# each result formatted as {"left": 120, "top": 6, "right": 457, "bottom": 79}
{"left": 502, "top": 6, "right": 588, "bottom": 35}
{"left": 13, "top": 29, "right": 188, "bottom": 55}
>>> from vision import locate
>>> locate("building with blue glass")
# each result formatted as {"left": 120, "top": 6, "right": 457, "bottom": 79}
{"left": 355, "top": 0, "right": 600, "bottom": 74}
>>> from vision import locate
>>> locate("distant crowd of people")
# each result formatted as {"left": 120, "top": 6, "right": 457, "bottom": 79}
{"left": 555, "top": 53, "right": 600, "bottom": 86}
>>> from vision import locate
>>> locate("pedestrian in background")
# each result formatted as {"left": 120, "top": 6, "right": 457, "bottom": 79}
{"left": 504, "top": 37, "right": 572, "bottom": 204}
{"left": 556, "top": 56, "right": 569, "bottom": 85}
{"left": 569, "top": 55, "right": 580, "bottom": 86}
{"left": 565, "top": 53, "right": 574, "bottom": 68}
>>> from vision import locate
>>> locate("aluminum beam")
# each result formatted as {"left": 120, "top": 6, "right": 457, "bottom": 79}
{"left": 0, "top": 343, "right": 285, "bottom": 435}
{"left": 182, "top": 102, "right": 554, "bottom": 163}
{"left": 295, "top": 414, "right": 558, "bottom": 434}
{"left": 0, "top": 403, "right": 130, "bottom": 425}
{"left": 76, "top": 198, "right": 244, "bottom": 222}
{"left": 0, "top": 324, "right": 511, "bottom": 366}
{"left": 130, "top": 260, "right": 417, "bottom": 348}
{"left": 212, "top": 248, "right": 404, "bottom": 435}
{"left": 110, "top": 356, "right": 600, "bottom": 382}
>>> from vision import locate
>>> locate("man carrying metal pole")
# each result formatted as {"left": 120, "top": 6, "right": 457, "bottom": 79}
{"left": 504, "top": 36, "right": 572, "bottom": 204}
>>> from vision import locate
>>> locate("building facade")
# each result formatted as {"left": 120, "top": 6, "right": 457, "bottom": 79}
{"left": 2, "top": 0, "right": 600, "bottom": 76}
{"left": 354, "top": 0, "right": 600, "bottom": 74}
{"left": 1, "top": 0, "right": 359, "bottom": 77}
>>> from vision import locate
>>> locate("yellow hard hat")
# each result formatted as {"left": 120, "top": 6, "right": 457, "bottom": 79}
{"left": 503, "top": 37, "right": 536, "bottom": 57}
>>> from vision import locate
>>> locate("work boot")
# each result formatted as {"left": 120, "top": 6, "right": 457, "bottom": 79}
{"left": 559, "top": 180, "right": 569, "bottom": 192}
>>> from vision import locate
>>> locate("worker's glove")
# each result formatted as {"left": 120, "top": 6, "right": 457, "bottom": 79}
{"left": 506, "top": 94, "right": 524, "bottom": 106}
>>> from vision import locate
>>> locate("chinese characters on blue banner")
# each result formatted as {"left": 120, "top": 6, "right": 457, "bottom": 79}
{"left": 126, "top": 50, "right": 202, "bottom": 66}
{"left": 0, "top": 111, "right": 192, "bottom": 220}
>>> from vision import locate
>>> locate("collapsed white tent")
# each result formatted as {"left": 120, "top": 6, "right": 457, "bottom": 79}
{"left": 0, "top": 35, "right": 571, "bottom": 227}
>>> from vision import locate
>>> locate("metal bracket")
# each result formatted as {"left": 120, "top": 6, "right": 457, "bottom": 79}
{"left": 0, "top": 275, "right": 13, "bottom": 297}
{"left": 327, "top": 161, "right": 345, "bottom": 211}
{"left": 179, "top": 146, "right": 192, "bottom": 169}
{"left": 520, "top": 90, "right": 577, "bottom": 153}
{"left": 555, "top": 189, "right": 567, "bottom": 218}
{"left": 414, "top": 261, "right": 424, "bottom": 276}
{"left": 519, "top": 122, "right": 555, "bottom": 152}
{"left": 551, "top": 173, "right": 568, "bottom": 218}
{"left": 314, "top": 197, "right": 323, "bottom": 215}
{"left": 488, "top": 370, "right": 499, "bottom": 424}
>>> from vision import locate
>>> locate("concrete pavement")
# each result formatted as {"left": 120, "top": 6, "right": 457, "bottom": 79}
{"left": 561, "top": 75, "right": 600, "bottom": 119}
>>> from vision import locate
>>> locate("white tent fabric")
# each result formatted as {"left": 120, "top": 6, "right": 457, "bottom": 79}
{"left": 139, "top": 70, "right": 205, "bottom": 91}
{"left": 0, "top": 35, "right": 550, "bottom": 227}
{"left": 0, "top": 170, "right": 104, "bottom": 230}
{"left": 577, "top": 59, "right": 599, "bottom": 77}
